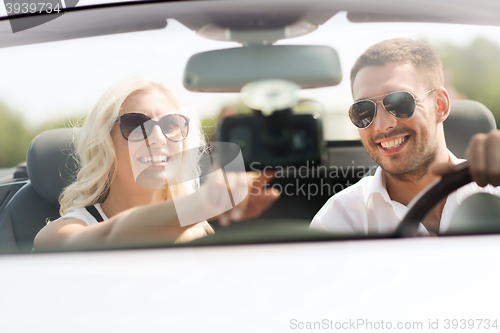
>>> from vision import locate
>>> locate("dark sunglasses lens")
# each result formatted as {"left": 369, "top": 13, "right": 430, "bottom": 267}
{"left": 160, "top": 115, "right": 188, "bottom": 141}
{"left": 120, "top": 114, "right": 151, "bottom": 141}
{"left": 383, "top": 91, "right": 415, "bottom": 118}
{"left": 349, "top": 100, "right": 376, "bottom": 128}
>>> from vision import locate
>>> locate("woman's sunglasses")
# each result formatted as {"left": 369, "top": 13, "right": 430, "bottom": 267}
{"left": 116, "top": 113, "right": 190, "bottom": 142}
{"left": 348, "top": 88, "right": 436, "bottom": 129}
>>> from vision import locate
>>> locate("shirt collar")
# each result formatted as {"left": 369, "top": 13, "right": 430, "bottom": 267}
{"left": 366, "top": 166, "right": 391, "bottom": 206}
{"left": 448, "top": 150, "right": 463, "bottom": 164}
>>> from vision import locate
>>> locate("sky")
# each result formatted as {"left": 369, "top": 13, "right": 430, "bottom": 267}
{"left": 1, "top": 1, "right": 500, "bottom": 140}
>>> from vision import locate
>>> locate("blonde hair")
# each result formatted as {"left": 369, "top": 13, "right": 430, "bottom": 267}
{"left": 59, "top": 78, "right": 205, "bottom": 216}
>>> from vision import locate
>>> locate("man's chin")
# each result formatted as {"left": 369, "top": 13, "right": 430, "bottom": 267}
{"left": 372, "top": 152, "right": 414, "bottom": 176}
{"left": 379, "top": 161, "right": 432, "bottom": 182}
{"left": 380, "top": 164, "right": 411, "bottom": 176}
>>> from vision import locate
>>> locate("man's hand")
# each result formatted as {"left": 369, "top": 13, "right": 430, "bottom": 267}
{"left": 432, "top": 130, "right": 500, "bottom": 187}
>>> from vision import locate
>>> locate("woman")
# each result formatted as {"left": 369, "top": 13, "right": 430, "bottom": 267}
{"left": 34, "top": 78, "right": 279, "bottom": 250}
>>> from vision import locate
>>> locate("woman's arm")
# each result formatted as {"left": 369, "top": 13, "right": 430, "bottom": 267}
{"left": 34, "top": 170, "right": 279, "bottom": 251}
{"left": 34, "top": 191, "right": 207, "bottom": 251}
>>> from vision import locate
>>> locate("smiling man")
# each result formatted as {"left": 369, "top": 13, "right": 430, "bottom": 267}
{"left": 310, "top": 38, "right": 500, "bottom": 235}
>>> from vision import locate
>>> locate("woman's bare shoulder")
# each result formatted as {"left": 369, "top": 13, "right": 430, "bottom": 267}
{"left": 34, "top": 218, "right": 88, "bottom": 250}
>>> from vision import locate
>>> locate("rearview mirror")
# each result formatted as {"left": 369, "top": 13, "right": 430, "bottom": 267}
{"left": 183, "top": 45, "right": 342, "bottom": 92}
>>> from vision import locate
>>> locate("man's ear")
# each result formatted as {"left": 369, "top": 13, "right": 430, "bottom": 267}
{"left": 435, "top": 87, "right": 450, "bottom": 124}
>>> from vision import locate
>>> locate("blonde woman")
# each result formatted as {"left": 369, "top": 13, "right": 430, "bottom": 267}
{"left": 34, "top": 78, "right": 279, "bottom": 250}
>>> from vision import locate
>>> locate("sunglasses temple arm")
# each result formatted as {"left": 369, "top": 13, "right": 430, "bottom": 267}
{"left": 416, "top": 88, "right": 437, "bottom": 101}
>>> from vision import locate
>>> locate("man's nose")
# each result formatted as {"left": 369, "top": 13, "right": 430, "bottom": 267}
{"left": 372, "top": 101, "right": 397, "bottom": 132}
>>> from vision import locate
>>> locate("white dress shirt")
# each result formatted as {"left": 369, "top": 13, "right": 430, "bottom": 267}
{"left": 310, "top": 151, "right": 500, "bottom": 235}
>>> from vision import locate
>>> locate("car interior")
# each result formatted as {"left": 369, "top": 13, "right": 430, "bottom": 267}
{"left": 0, "top": 98, "right": 495, "bottom": 252}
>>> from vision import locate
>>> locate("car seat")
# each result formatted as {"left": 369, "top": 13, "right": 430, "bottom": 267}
{"left": 443, "top": 99, "right": 497, "bottom": 159}
{"left": 0, "top": 128, "right": 77, "bottom": 252}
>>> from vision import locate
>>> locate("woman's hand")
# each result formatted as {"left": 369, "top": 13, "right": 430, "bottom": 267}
{"left": 192, "top": 170, "right": 279, "bottom": 227}
{"left": 216, "top": 170, "right": 280, "bottom": 226}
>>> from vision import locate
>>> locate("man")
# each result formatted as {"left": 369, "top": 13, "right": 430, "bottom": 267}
{"left": 310, "top": 38, "right": 500, "bottom": 235}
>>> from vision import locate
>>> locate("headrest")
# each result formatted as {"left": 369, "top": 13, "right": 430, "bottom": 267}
{"left": 26, "top": 128, "right": 78, "bottom": 207}
{"left": 444, "top": 100, "right": 497, "bottom": 159}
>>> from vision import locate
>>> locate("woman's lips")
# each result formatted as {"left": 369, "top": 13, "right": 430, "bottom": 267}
{"left": 137, "top": 151, "right": 171, "bottom": 167}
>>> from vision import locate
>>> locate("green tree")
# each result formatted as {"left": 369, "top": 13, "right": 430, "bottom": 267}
{"left": 434, "top": 37, "right": 500, "bottom": 126}
{"left": 0, "top": 101, "right": 82, "bottom": 169}
{"left": 0, "top": 102, "right": 32, "bottom": 168}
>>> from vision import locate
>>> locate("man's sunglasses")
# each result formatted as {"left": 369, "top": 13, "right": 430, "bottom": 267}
{"left": 348, "top": 88, "right": 436, "bottom": 129}
{"left": 116, "top": 113, "right": 190, "bottom": 142}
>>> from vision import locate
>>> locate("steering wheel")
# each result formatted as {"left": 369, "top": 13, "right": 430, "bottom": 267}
{"left": 394, "top": 162, "right": 471, "bottom": 237}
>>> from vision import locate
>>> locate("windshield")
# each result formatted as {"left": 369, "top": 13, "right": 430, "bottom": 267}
{"left": 2, "top": 10, "right": 500, "bottom": 144}
{"left": 1, "top": 0, "right": 500, "bottom": 253}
